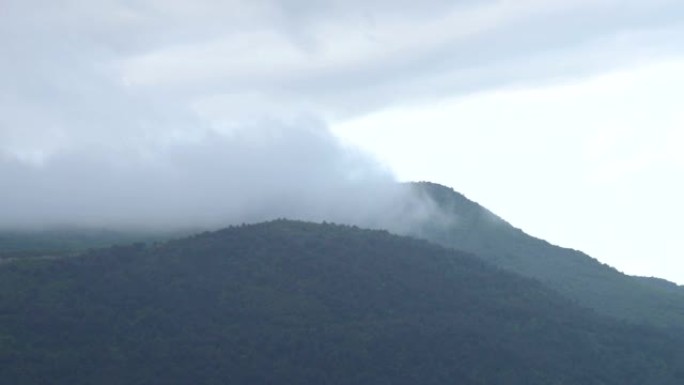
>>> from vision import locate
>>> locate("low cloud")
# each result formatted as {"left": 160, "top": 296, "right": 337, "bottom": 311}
{"left": 2, "top": 0, "right": 682, "bottom": 230}
{"left": 0, "top": 123, "right": 445, "bottom": 233}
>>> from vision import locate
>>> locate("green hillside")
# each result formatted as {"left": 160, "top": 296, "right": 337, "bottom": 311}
{"left": 407, "top": 182, "right": 684, "bottom": 331}
{"left": 0, "top": 220, "right": 682, "bottom": 384}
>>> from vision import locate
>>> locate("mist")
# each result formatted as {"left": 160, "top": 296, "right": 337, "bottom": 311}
{"left": 0, "top": 121, "right": 446, "bottom": 233}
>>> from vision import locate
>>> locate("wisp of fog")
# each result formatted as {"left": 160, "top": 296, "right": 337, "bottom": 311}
{"left": 0, "top": 121, "right": 445, "bottom": 234}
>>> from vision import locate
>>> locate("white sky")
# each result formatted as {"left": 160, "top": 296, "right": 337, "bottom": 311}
{"left": 2, "top": 0, "right": 684, "bottom": 282}
{"left": 332, "top": 59, "right": 684, "bottom": 283}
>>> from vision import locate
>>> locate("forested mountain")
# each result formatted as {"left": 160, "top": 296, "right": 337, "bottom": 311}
{"left": 1, "top": 220, "right": 683, "bottom": 384}
{"left": 407, "top": 182, "right": 684, "bottom": 331}
{"left": 3, "top": 181, "right": 683, "bottom": 333}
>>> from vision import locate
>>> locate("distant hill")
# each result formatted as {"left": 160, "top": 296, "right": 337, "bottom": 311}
{"left": 0, "top": 228, "right": 184, "bottom": 260}
{"left": 0, "top": 220, "right": 682, "bottom": 384}
{"left": 407, "top": 182, "right": 684, "bottom": 331}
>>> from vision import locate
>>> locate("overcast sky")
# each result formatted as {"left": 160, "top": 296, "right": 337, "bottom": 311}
{"left": 2, "top": 1, "right": 683, "bottom": 282}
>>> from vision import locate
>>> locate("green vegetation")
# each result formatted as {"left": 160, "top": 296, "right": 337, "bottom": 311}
{"left": 0, "top": 220, "right": 683, "bottom": 384}
{"left": 0, "top": 228, "right": 184, "bottom": 260}
{"left": 408, "top": 182, "right": 684, "bottom": 331}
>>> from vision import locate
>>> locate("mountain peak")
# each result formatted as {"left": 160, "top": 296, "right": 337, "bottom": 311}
{"left": 401, "top": 181, "right": 684, "bottom": 330}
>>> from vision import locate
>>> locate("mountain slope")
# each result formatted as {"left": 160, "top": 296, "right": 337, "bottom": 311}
{"left": 408, "top": 182, "right": 684, "bottom": 331}
{"left": 1, "top": 220, "right": 682, "bottom": 384}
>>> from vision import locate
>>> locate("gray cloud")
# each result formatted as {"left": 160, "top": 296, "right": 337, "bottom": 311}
{"left": 0, "top": 122, "right": 446, "bottom": 232}
{"left": 115, "top": 0, "right": 684, "bottom": 115}
{"left": 4, "top": 1, "right": 683, "bottom": 148}
{"left": 1, "top": 0, "right": 682, "bottom": 229}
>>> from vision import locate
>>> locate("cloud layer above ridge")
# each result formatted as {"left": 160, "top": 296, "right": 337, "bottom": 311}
{"left": 1, "top": 0, "right": 683, "bottom": 229}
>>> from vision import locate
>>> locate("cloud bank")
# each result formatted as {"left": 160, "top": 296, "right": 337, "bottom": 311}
{"left": 1, "top": 122, "right": 446, "bottom": 231}
{"left": 1, "top": 0, "right": 682, "bottom": 229}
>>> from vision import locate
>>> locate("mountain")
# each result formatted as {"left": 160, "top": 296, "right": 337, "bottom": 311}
{"left": 407, "top": 182, "right": 684, "bottom": 331}
{"left": 1, "top": 220, "right": 683, "bottom": 384}
{"left": 3, "top": 181, "right": 682, "bottom": 333}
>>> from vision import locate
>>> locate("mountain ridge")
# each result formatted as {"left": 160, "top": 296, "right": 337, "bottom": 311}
{"left": 1, "top": 181, "right": 682, "bottom": 332}
{"left": 406, "top": 181, "right": 684, "bottom": 331}
{"left": 1, "top": 219, "right": 683, "bottom": 384}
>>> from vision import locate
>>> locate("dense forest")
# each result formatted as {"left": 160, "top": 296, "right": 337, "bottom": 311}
{"left": 407, "top": 182, "right": 684, "bottom": 331}
{"left": 0, "top": 220, "right": 682, "bottom": 384}
{"left": 4, "top": 183, "right": 683, "bottom": 333}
